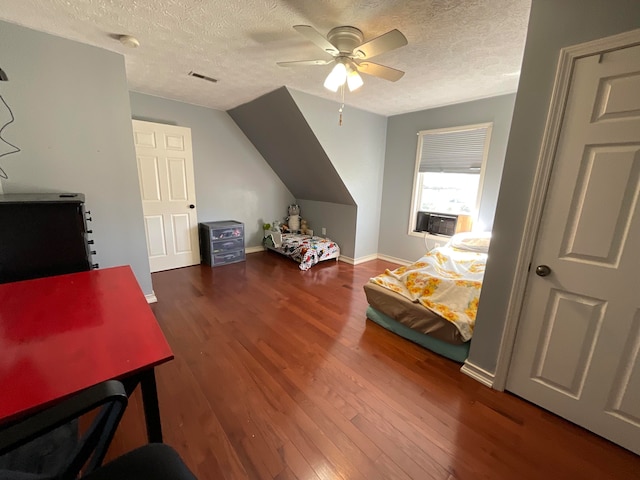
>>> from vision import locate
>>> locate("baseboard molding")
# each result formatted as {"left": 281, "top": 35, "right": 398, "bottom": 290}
{"left": 244, "top": 248, "right": 411, "bottom": 267}
{"left": 342, "top": 253, "right": 411, "bottom": 266}
{"left": 460, "top": 360, "right": 495, "bottom": 388}
{"left": 376, "top": 254, "right": 412, "bottom": 266}
{"left": 355, "top": 254, "right": 379, "bottom": 265}
{"left": 145, "top": 292, "right": 158, "bottom": 304}
{"left": 340, "top": 254, "right": 378, "bottom": 265}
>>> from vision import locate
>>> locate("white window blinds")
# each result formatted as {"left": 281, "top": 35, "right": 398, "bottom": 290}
{"left": 419, "top": 125, "right": 490, "bottom": 173}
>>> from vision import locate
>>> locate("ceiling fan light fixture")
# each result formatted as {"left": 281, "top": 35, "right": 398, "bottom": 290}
{"left": 346, "top": 69, "right": 363, "bottom": 92}
{"left": 281, "top": 25, "right": 407, "bottom": 94}
{"left": 118, "top": 34, "right": 140, "bottom": 48}
{"left": 324, "top": 61, "right": 347, "bottom": 92}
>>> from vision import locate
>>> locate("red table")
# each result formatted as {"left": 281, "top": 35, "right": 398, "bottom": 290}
{"left": 0, "top": 266, "right": 173, "bottom": 442}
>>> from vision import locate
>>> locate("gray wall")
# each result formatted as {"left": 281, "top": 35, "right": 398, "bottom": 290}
{"left": 469, "top": 0, "right": 640, "bottom": 374}
{"left": 228, "top": 87, "right": 355, "bottom": 206}
{"left": 296, "top": 200, "right": 357, "bottom": 259}
{"left": 289, "top": 89, "right": 387, "bottom": 260}
{"left": 0, "top": 21, "right": 153, "bottom": 295}
{"left": 378, "top": 94, "right": 517, "bottom": 263}
{"left": 130, "top": 92, "right": 295, "bottom": 247}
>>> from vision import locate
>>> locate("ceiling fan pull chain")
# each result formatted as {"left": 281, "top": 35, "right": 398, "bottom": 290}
{"left": 338, "top": 84, "right": 345, "bottom": 126}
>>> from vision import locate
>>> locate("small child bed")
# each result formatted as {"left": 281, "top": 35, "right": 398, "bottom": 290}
{"left": 264, "top": 232, "right": 340, "bottom": 270}
{"left": 363, "top": 232, "right": 491, "bottom": 362}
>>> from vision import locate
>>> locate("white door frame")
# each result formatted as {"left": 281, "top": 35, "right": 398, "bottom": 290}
{"left": 492, "top": 28, "right": 640, "bottom": 391}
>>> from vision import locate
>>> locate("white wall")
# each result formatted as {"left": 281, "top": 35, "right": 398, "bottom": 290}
{"left": 0, "top": 21, "right": 153, "bottom": 295}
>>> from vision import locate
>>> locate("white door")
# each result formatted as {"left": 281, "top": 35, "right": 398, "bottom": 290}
{"left": 132, "top": 120, "right": 200, "bottom": 272}
{"left": 507, "top": 43, "right": 640, "bottom": 454}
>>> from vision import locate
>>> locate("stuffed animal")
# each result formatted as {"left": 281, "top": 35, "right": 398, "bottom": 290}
{"left": 300, "top": 219, "right": 309, "bottom": 235}
{"left": 288, "top": 204, "right": 300, "bottom": 216}
{"left": 287, "top": 214, "right": 300, "bottom": 232}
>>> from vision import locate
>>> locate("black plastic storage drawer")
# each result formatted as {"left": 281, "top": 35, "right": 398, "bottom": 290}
{"left": 206, "top": 223, "right": 243, "bottom": 240}
{"left": 199, "top": 220, "right": 245, "bottom": 267}
{"left": 211, "top": 237, "right": 244, "bottom": 253}
{"left": 211, "top": 250, "right": 245, "bottom": 266}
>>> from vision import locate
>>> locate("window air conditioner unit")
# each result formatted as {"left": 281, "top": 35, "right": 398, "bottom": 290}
{"left": 415, "top": 211, "right": 472, "bottom": 236}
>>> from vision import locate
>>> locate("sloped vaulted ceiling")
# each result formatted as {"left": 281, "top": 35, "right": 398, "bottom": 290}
{"left": 228, "top": 87, "right": 355, "bottom": 206}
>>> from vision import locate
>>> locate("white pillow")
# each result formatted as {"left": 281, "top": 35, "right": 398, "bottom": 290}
{"left": 447, "top": 231, "right": 491, "bottom": 253}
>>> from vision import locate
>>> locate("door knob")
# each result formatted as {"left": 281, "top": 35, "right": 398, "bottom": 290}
{"left": 189, "top": 204, "right": 195, "bottom": 209}
{"left": 535, "top": 265, "right": 552, "bottom": 277}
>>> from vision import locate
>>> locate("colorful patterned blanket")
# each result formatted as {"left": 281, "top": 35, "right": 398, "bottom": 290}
{"left": 265, "top": 233, "right": 340, "bottom": 271}
{"left": 370, "top": 245, "right": 487, "bottom": 341}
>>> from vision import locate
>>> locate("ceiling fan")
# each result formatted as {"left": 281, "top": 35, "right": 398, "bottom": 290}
{"left": 277, "top": 25, "right": 408, "bottom": 92}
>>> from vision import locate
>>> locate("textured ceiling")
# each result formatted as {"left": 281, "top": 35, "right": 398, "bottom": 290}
{"left": 0, "top": 0, "right": 531, "bottom": 116}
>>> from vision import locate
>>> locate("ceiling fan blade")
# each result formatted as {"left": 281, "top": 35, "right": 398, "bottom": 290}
{"left": 354, "top": 29, "right": 407, "bottom": 59}
{"left": 277, "top": 59, "right": 334, "bottom": 67}
{"left": 356, "top": 61, "right": 405, "bottom": 82}
{"left": 293, "top": 25, "right": 339, "bottom": 55}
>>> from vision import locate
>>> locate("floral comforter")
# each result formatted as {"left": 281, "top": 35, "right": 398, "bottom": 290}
{"left": 370, "top": 245, "right": 487, "bottom": 341}
{"left": 268, "top": 233, "right": 340, "bottom": 271}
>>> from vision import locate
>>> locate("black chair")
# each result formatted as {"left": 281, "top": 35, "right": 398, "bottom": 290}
{"left": 0, "top": 381, "right": 196, "bottom": 480}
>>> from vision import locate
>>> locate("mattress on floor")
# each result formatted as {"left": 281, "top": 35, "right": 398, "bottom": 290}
{"left": 366, "top": 306, "right": 470, "bottom": 363}
{"left": 363, "top": 282, "right": 465, "bottom": 345}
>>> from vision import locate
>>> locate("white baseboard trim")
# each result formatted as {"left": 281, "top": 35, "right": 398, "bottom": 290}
{"left": 460, "top": 360, "right": 495, "bottom": 388}
{"left": 246, "top": 248, "right": 411, "bottom": 266}
{"left": 145, "top": 292, "right": 158, "bottom": 304}
{"left": 339, "top": 254, "right": 378, "bottom": 265}
{"left": 354, "top": 254, "right": 379, "bottom": 265}
{"left": 376, "top": 254, "right": 411, "bottom": 266}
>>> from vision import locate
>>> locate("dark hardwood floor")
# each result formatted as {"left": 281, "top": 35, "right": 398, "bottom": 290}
{"left": 108, "top": 252, "right": 639, "bottom": 479}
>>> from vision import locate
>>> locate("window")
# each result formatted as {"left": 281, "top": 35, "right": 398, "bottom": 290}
{"left": 409, "top": 123, "right": 492, "bottom": 235}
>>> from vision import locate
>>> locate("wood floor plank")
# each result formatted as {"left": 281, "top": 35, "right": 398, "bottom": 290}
{"left": 235, "top": 328, "right": 384, "bottom": 463}
{"left": 229, "top": 339, "right": 382, "bottom": 480}
{"left": 106, "top": 253, "right": 639, "bottom": 479}
{"left": 277, "top": 441, "right": 320, "bottom": 480}
{"left": 201, "top": 336, "right": 353, "bottom": 480}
